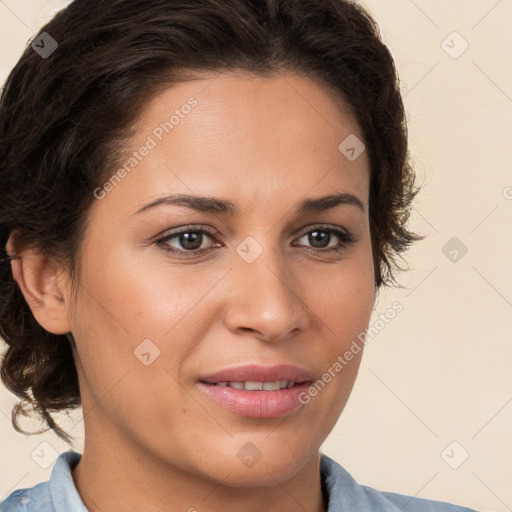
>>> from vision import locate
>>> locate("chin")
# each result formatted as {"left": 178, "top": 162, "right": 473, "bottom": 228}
{"left": 194, "top": 441, "right": 315, "bottom": 487}
{"left": 212, "top": 462, "right": 306, "bottom": 488}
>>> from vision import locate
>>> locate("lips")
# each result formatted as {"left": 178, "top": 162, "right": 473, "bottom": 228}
{"left": 199, "top": 364, "right": 313, "bottom": 385}
{"left": 197, "top": 364, "right": 314, "bottom": 418}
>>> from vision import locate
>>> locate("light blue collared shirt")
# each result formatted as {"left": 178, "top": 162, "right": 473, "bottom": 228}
{"left": 1, "top": 451, "right": 477, "bottom": 511}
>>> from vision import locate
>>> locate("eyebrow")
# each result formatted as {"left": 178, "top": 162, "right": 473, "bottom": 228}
{"left": 133, "top": 191, "right": 365, "bottom": 216}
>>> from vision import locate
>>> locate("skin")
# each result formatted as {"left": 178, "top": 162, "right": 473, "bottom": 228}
{"left": 10, "top": 71, "right": 375, "bottom": 512}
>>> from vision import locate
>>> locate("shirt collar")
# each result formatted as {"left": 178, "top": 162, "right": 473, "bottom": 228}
{"left": 49, "top": 451, "right": 87, "bottom": 512}
{"left": 320, "top": 453, "right": 401, "bottom": 511}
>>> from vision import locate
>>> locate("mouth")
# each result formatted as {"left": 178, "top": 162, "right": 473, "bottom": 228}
{"left": 197, "top": 364, "right": 313, "bottom": 418}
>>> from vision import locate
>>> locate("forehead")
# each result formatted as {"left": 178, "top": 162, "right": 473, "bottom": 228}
{"left": 101, "top": 71, "right": 370, "bottom": 216}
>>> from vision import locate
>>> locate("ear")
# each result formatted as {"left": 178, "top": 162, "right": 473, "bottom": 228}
{"left": 6, "top": 234, "right": 72, "bottom": 335}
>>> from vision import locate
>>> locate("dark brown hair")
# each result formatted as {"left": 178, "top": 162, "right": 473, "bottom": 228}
{"left": 0, "top": 0, "right": 419, "bottom": 443}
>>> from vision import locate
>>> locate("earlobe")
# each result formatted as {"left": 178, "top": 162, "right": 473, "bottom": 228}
{"left": 6, "top": 234, "right": 72, "bottom": 335}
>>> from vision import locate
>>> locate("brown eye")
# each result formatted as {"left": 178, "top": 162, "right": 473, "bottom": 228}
{"left": 157, "top": 226, "right": 219, "bottom": 256}
{"left": 306, "top": 230, "right": 331, "bottom": 248}
{"left": 176, "top": 231, "right": 205, "bottom": 250}
{"left": 295, "top": 226, "right": 355, "bottom": 252}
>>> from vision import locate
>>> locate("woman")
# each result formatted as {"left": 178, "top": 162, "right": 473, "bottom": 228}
{"left": 0, "top": 0, "right": 478, "bottom": 510}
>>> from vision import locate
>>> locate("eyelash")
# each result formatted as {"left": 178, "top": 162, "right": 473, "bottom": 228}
{"left": 155, "top": 224, "right": 357, "bottom": 259}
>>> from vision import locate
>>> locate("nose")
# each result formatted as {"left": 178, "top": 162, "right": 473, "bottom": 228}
{"left": 222, "top": 246, "right": 310, "bottom": 343}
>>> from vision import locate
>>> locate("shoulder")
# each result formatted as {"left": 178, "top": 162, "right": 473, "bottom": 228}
{"left": 320, "top": 453, "right": 477, "bottom": 512}
{"left": 378, "top": 489, "right": 477, "bottom": 511}
{"left": 1, "top": 451, "right": 84, "bottom": 512}
{"left": 374, "top": 488, "right": 477, "bottom": 512}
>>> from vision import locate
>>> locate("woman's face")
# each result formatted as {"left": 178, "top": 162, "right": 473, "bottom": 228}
{"left": 68, "top": 71, "right": 375, "bottom": 484}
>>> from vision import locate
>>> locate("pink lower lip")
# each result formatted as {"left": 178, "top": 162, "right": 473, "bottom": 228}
{"left": 197, "top": 382, "right": 311, "bottom": 418}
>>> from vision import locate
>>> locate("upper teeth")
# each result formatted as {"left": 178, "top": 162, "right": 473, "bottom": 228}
{"left": 214, "top": 380, "right": 295, "bottom": 390}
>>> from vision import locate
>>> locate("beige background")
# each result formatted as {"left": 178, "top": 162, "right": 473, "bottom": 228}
{"left": 1, "top": 1, "right": 511, "bottom": 510}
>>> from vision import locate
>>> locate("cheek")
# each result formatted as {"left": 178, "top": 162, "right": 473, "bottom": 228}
{"left": 300, "top": 242, "right": 375, "bottom": 386}
{"left": 68, "top": 245, "right": 226, "bottom": 401}
{"left": 75, "top": 242, "right": 215, "bottom": 339}
{"left": 308, "top": 245, "right": 375, "bottom": 337}
{"left": 69, "top": 271, "right": 189, "bottom": 438}
{"left": 308, "top": 281, "right": 373, "bottom": 380}
{"left": 320, "top": 271, "right": 374, "bottom": 323}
